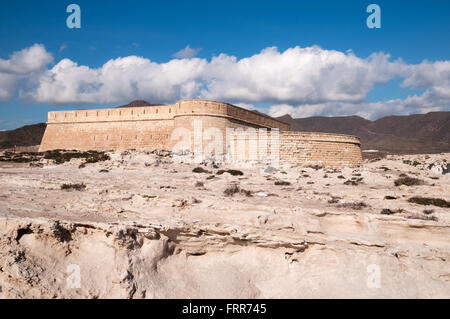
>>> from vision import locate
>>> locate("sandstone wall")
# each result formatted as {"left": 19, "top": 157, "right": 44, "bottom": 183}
{"left": 39, "top": 99, "right": 362, "bottom": 166}
{"left": 279, "top": 132, "right": 362, "bottom": 167}
{"left": 39, "top": 100, "right": 289, "bottom": 152}
{"left": 231, "top": 131, "right": 362, "bottom": 167}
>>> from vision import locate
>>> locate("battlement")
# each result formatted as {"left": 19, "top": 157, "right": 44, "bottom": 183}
{"left": 47, "top": 99, "right": 290, "bottom": 131}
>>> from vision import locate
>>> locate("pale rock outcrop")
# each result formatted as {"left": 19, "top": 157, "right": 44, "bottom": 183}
{"left": 0, "top": 151, "right": 449, "bottom": 298}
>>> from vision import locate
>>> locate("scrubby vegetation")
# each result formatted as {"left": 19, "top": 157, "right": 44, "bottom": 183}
{"left": 337, "top": 202, "right": 368, "bottom": 210}
{"left": 195, "top": 181, "right": 204, "bottom": 188}
{"left": 344, "top": 179, "right": 362, "bottom": 186}
{"left": 407, "top": 214, "right": 438, "bottom": 222}
{"left": 403, "top": 160, "right": 421, "bottom": 166}
{"left": 380, "top": 208, "right": 409, "bottom": 215}
{"left": 192, "top": 167, "right": 210, "bottom": 174}
{"left": 45, "top": 150, "right": 110, "bottom": 165}
{"left": 328, "top": 196, "right": 341, "bottom": 204}
{"left": 408, "top": 197, "right": 450, "bottom": 208}
{"left": 381, "top": 208, "right": 394, "bottom": 215}
{"left": 307, "top": 165, "right": 323, "bottom": 170}
{"left": 0, "top": 151, "right": 40, "bottom": 163}
{"left": 216, "top": 169, "right": 244, "bottom": 176}
{"left": 394, "top": 176, "right": 424, "bottom": 186}
{"left": 274, "top": 181, "right": 291, "bottom": 186}
{"left": 0, "top": 149, "right": 111, "bottom": 166}
{"left": 223, "top": 184, "right": 252, "bottom": 197}
{"left": 61, "top": 183, "right": 86, "bottom": 191}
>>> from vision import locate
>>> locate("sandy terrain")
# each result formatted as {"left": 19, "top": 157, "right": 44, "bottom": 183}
{"left": 0, "top": 150, "right": 449, "bottom": 298}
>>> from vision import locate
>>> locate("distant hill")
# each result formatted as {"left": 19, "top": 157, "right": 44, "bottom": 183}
{"left": 116, "top": 100, "right": 165, "bottom": 108}
{"left": 277, "top": 111, "right": 450, "bottom": 154}
{"left": 0, "top": 123, "right": 46, "bottom": 149}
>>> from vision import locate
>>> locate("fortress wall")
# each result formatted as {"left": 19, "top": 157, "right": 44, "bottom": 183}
{"left": 47, "top": 105, "right": 174, "bottom": 124}
{"left": 279, "top": 132, "right": 362, "bottom": 166}
{"left": 232, "top": 131, "right": 362, "bottom": 167}
{"left": 42, "top": 104, "right": 176, "bottom": 151}
{"left": 39, "top": 119, "right": 174, "bottom": 151}
{"left": 39, "top": 99, "right": 362, "bottom": 166}
{"left": 41, "top": 100, "right": 289, "bottom": 152}
{"left": 171, "top": 114, "right": 271, "bottom": 156}
{"left": 175, "top": 100, "right": 290, "bottom": 130}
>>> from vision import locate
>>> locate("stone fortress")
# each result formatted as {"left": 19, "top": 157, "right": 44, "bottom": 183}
{"left": 39, "top": 99, "right": 362, "bottom": 167}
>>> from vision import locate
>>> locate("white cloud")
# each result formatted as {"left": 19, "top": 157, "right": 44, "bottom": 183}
{"left": 0, "top": 44, "right": 53, "bottom": 102}
{"left": 201, "top": 47, "right": 408, "bottom": 105}
{"left": 0, "top": 44, "right": 53, "bottom": 74}
{"left": 0, "top": 44, "right": 450, "bottom": 119}
{"left": 173, "top": 45, "right": 202, "bottom": 59}
{"left": 25, "top": 56, "right": 207, "bottom": 104}
{"left": 0, "top": 73, "right": 20, "bottom": 101}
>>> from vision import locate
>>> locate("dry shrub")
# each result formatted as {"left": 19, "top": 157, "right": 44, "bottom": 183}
{"left": 192, "top": 167, "right": 210, "bottom": 174}
{"left": 61, "top": 183, "right": 86, "bottom": 191}
{"left": 337, "top": 202, "right": 368, "bottom": 210}
{"left": 274, "top": 181, "right": 291, "bottom": 186}
{"left": 407, "top": 214, "right": 438, "bottom": 222}
{"left": 217, "top": 169, "right": 244, "bottom": 176}
{"left": 408, "top": 197, "right": 450, "bottom": 208}
{"left": 394, "top": 176, "right": 423, "bottom": 186}
{"left": 224, "top": 184, "right": 252, "bottom": 197}
{"left": 45, "top": 150, "right": 110, "bottom": 165}
{"left": 195, "top": 181, "right": 204, "bottom": 187}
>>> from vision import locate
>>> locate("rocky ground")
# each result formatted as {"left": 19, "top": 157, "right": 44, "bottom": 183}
{"left": 0, "top": 149, "right": 449, "bottom": 298}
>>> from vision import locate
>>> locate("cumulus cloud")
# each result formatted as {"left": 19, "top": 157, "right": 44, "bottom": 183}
{"left": 0, "top": 44, "right": 53, "bottom": 102}
{"left": 1, "top": 43, "right": 450, "bottom": 119}
{"left": 0, "top": 44, "right": 53, "bottom": 74}
{"left": 201, "top": 47, "right": 408, "bottom": 105}
{"left": 173, "top": 45, "right": 202, "bottom": 59}
{"left": 0, "top": 73, "right": 20, "bottom": 101}
{"left": 24, "top": 55, "right": 208, "bottom": 104}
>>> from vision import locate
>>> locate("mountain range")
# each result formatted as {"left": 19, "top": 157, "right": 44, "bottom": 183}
{"left": 276, "top": 111, "right": 450, "bottom": 154}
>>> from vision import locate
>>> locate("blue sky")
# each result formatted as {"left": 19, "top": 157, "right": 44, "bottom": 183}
{"left": 1, "top": 0, "right": 449, "bottom": 129}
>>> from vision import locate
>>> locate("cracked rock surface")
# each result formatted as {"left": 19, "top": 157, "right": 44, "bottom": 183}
{"left": 0, "top": 150, "right": 449, "bottom": 298}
